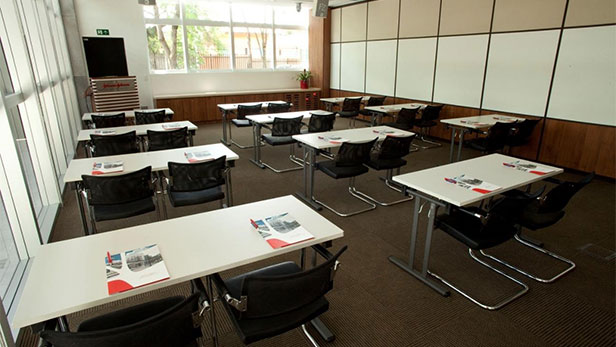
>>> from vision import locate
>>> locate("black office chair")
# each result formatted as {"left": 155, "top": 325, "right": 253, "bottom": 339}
{"left": 40, "top": 280, "right": 211, "bottom": 347}
{"left": 383, "top": 107, "right": 419, "bottom": 132}
{"left": 303, "top": 112, "right": 336, "bottom": 133}
{"left": 354, "top": 135, "right": 416, "bottom": 206}
{"left": 164, "top": 156, "right": 228, "bottom": 216}
{"left": 146, "top": 127, "right": 189, "bottom": 151}
{"left": 507, "top": 119, "right": 540, "bottom": 149}
{"left": 359, "top": 96, "right": 386, "bottom": 124}
{"left": 230, "top": 104, "right": 262, "bottom": 149}
{"left": 267, "top": 102, "right": 292, "bottom": 114}
{"left": 91, "top": 113, "right": 126, "bottom": 129}
{"left": 430, "top": 189, "right": 544, "bottom": 310}
{"left": 81, "top": 166, "right": 162, "bottom": 234}
{"left": 481, "top": 172, "right": 595, "bottom": 283}
{"left": 467, "top": 122, "right": 514, "bottom": 154}
{"left": 135, "top": 110, "right": 166, "bottom": 125}
{"left": 336, "top": 97, "right": 362, "bottom": 128}
{"left": 212, "top": 245, "right": 347, "bottom": 346}
{"left": 413, "top": 105, "right": 443, "bottom": 149}
{"left": 89, "top": 131, "right": 141, "bottom": 157}
{"left": 261, "top": 116, "right": 304, "bottom": 173}
{"left": 314, "top": 139, "right": 378, "bottom": 217}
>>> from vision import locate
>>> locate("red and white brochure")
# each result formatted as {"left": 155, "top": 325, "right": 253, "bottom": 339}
{"left": 251, "top": 213, "right": 314, "bottom": 249}
{"left": 445, "top": 174, "right": 501, "bottom": 194}
{"left": 92, "top": 161, "right": 123, "bottom": 175}
{"left": 184, "top": 151, "right": 214, "bottom": 163}
{"left": 105, "top": 244, "right": 170, "bottom": 295}
{"left": 502, "top": 161, "right": 556, "bottom": 175}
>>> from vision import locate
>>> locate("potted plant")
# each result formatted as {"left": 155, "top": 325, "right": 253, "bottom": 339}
{"left": 296, "top": 69, "right": 312, "bottom": 89}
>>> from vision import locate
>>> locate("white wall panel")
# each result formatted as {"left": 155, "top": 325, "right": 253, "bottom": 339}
{"left": 330, "top": 43, "right": 341, "bottom": 89}
{"left": 341, "top": 3, "right": 367, "bottom": 42}
{"left": 433, "top": 35, "right": 488, "bottom": 107}
{"left": 483, "top": 30, "right": 559, "bottom": 116}
{"left": 367, "top": 0, "right": 399, "bottom": 40}
{"left": 331, "top": 8, "right": 341, "bottom": 42}
{"left": 395, "top": 38, "right": 436, "bottom": 101}
{"left": 365, "top": 40, "right": 397, "bottom": 96}
{"left": 548, "top": 26, "right": 616, "bottom": 126}
{"left": 340, "top": 42, "right": 366, "bottom": 92}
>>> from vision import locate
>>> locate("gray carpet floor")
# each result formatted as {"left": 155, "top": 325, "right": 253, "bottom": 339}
{"left": 18, "top": 119, "right": 616, "bottom": 346}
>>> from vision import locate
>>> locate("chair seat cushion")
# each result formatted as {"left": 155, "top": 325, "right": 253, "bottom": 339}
{"left": 365, "top": 158, "right": 406, "bottom": 171}
{"left": 261, "top": 134, "right": 296, "bottom": 146}
{"left": 337, "top": 111, "right": 358, "bottom": 118}
{"left": 224, "top": 262, "right": 329, "bottom": 344}
{"left": 168, "top": 186, "right": 224, "bottom": 207}
{"left": 316, "top": 160, "right": 368, "bottom": 179}
{"left": 92, "top": 197, "right": 155, "bottom": 222}
{"left": 415, "top": 120, "right": 437, "bottom": 127}
{"left": 231, "top": 119, "right": 251, "bottom": 127}
{"left": 518, "top": 200, "right": 565, "bottom": 230}
{"left": 382, "top": 122, "right": 412, "bottom": 131}
{"left": 436, "top": 208, "right": 518, "bottom": 250}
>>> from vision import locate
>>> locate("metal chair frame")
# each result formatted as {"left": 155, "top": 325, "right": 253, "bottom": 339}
{"left": 314, "top": 176, "right": 377, "bottom": 217}
{"left": 351, "top": 167, "right": 414, "bottom": 206}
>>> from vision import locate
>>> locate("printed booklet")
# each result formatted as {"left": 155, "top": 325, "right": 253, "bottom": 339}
{"left": 92, "top": 161, "right": 124, "bottom": 175}
{"left": 445, "top": 174, "right": 501, "bottom": 194}
{"left": 162, "top": 122, "right": 184, "bottom": 130}
{"left": 105, "top": 244, "right": 170, "bottom": 295}
{"left": 185, "top": 151, "right": 213, "bottom": 163}
{"left": 93, "top": 130, "right": 116, "bottom": 135}
{"left": 503, "top": 160, "right": 556, "bottom": 175}
{"left": 317, "top": 135, "right": 348, "bottom": 144}
{"left": 251, "top": 213, "right": 314, "bottom": 249}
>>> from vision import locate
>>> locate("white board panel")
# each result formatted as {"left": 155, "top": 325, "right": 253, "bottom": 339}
{"left": 395, "top": 38, "right": 437, "bottom": 101}
{"left": 433, "top": 35, "right": 489, "bottom": 108}
{"left": 331, "top": 8, "right": 341, "bottom": 42}
{"left": 340, "top": 42, "right": 366, "bottom": 92}
{"left": 341, "top": 3, "right": 367, "bottom": 42}
{"left": 330, "top": 43, "right": 341, "bottom": 89}
{"left": 483, "top": 30, "right": 559, "bottom": 116}
{"left": 548, "top": 25, "right": 616, "bottom": 126}
{"left": 367, "top": 0, "right": 399, "bottom": 40}
{"left": 365, "top": 40, "right": 397, "bottom": 96}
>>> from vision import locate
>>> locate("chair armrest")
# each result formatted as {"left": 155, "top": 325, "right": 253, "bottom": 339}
{"left": 190, "top": 279, "right": 211, "bottom": 314}
{"left": 261, "top": 123, "right": 272, "bottom": 131}
{"left": 456, "top": 207, "right": 489, "bottom": 225}
{"left": 544, "top": 177, "right": 562, "bottom": 185}
{"left": 211, "top": 273, "right": 247, "bottom": 312}
{"left": 312, "top": 244, "right": 333, "bottom": 260}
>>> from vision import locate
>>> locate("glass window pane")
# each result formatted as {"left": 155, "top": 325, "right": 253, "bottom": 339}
{"left": 146, "top": 24, "right": 185, "bottom": 71}
{"left": 0, "top": 190, "right": 19, "bottom": 300}
{"left": 274, "top": 6, "right": 309, "bottom": 27}
{"left": 275, "top": 29, "right": 308, "bottom": 70}
{"left": 0, "top": 40, "right": 14, "bottom": 95}
{"left": 184, "top": 1, "right": 229, "bottom": 21}
{"left": 233, "top": 27, "right": 273, "bottom": 69}
{"left": 143, "top": 0, "right": 180, "bottom": 19}
{"left": 186, "top": 26, "right": 231, "bottom": 70}
{"left": 231, "top": 3, "right": 272, "bottom": 24}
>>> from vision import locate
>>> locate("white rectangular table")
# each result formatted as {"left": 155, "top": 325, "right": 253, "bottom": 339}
{"left": 363, "top": 102, "right": 427, "bottom": 126}
{"left": 389, "top": 154, "right": 563, "bottom": 296}
{"left": 217, "top": 101, "right": 291, "bottom": 147}
{"left": 82, "top": 108, "right": 174, "bottom": 126}
{"left": 440, "top": 115, "right": 525, "bottom": 163}
{"left": 12, "top": 195, "right": 344, "bottom": 333}
{"left": 65, "top": 144, "right": 239, "bottom": 235}
{"left": 320, "top": 96, "right": 369, "bottom": 112}
{"left": 292, "top": 126, "right": 415, "bottom": 211}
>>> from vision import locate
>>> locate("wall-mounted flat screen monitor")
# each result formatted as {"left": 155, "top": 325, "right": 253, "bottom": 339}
{"left": 82, "top": 37, "right": 129, "bottom": 78}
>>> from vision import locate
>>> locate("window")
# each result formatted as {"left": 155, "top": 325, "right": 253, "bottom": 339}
{"left": 144, "top": 0, "right": 309, "bottom": 72}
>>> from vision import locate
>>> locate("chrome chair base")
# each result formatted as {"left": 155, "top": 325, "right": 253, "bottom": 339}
{"left": 428, "top": 249, "right": 529, "bottom": 310}
{"left": 301, "top": 324, "right": 320, "bottom": 347}
{"left": 413, "top": 128, "right": 442, "bottom": 149}
{"left": 314, "top": 177, "right": 377, "bottom": 217}
{"left": 350, "top": 169, "right": 413, "bottom": 206}
{"left": 479, "top": 233, "right": 576, "bottom": 283}
{"left": 262, "top": 145, "right": 304, "bottom": 173}
{"left": 229, "top": 123, "right": 263, "bottom": 149}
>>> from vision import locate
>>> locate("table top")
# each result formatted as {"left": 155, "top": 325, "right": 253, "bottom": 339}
{"left": 440, "top": 114, "right": 526, "bottom": 130}
{"left": 82, "top": 108, "right": 174, "bottom": 121}
{"left": 245, "top": 110, "right": 331, "bottom": 124}
{"left": 217, "top": 100, "right": 290, "bottom": 111}
{"left": 64, "top": 143, "right": 238, "bottom": 183}
{"left": 392, "top": 154, "right": 563, "bottom": 207}
{"left": 77, "top": 121, "right": 198, "bottom": 142}
{"left": 363, "top": 103, "right": 427, "bottom": 114}
{"left": 12, "top": 195, "right": 344, "bottom": 329}
{"left": 293, "top": 126, "right": 415, "bottom": 150}
{"left": 320, "top": 96, "right": 369, "bottom": 104}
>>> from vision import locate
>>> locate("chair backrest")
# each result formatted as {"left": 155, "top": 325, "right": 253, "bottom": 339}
{"left": 538, "top": 172, "right": 594, "bottom": 213}
{"left": 237, "top": 104, "right": 263, "bottom": 119}
{"left": 378, "top": 135, "right": 416, "bottom": 160}
{"left": 168, "top": 156, "right": 227, "bottom": 192}
{"left": 82, "top": 166, "right": 153, "bottom": 206}
{"left": 40, "top": 293, "right": 201, "bottom": 347}
{"left": 336, "top": 138, "right": 378, "bottom": 167}
{"left": 135, "top": 110, "right": 166, "bottom": 125}
{"left": 271, "top": 116, "right": 303, "bottom": 136}
{"left": 308, "top": 112, "right": 336, "bottom": 132}
{"left": 341, "top": 97, "right": 362, "bottom": 112}
{"left": 92, "top": 113, "right": 126, "bottom": 129}
{"left": 508, "top": 119, "right": 540, "bottom": 147}
{"left": 421, "top": 105, "right": 443, "bottom": 122}
{"left": 484, "top": 122, "right": 515, "bottom": 152}
{"left": 486, "top": 187, "right": 545, "bottom": 227}
{"left": 238, "top": 246, "right": 347, "bottom": 320}
{"left": 366, "top": 96, "right": 386, "bottom": 107}
{"left": 90, "top": 131, "right": 140, "bottom": 157}
{"left": 267, "top": 102, "right": 291, "bottom": 114}
{"left": 146, "top": 127, "right": 188, "bottom": 151}
{"left": 395, "top": 107, "right": 419, "bottom": 127}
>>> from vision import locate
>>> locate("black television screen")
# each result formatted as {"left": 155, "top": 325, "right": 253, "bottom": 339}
{"left": 82, "top": 37, "right": 129, "bottom": 78}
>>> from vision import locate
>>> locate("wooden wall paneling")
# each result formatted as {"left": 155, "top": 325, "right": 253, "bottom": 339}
{"left": 309, "top": 14, "right": 330, "bottom": 96}
{"left": 430, "top": 104, "right": 481, "bottom": 141}
{"left": 207, "top": 97, "right": 226, "bottom": 122}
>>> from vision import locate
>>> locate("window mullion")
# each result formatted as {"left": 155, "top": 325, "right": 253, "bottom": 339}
{"left": 229, "top": 5, "right": 236, "bottom": 70}
{"left": 272, "top": 7, "right": 276, "bottom": 70}
{"left": 180, "top": 1, "right": 189, "bottom": 73}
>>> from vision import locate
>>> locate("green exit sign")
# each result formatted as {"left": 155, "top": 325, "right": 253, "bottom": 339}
{"left": 96, "top": 29, "right": 109, "bottom": 36}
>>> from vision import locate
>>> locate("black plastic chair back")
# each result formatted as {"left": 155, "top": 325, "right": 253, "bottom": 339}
{"left": 168, "top": 156, "right": 227, "bottom": 192}
{"left": 366, "top": 96, "right": 386, "bottom": 107}
{"left": 90, "top": 131, "right": 140, "bottom": 157}
{"left": 378, "top": 135, "right": 416, "bottom": 160}
{"left": 308, "top": 112, "right": 336, "bottom": 132}
{"left": 272, "top": 116, "right": 303, "bottom": 136}
{"left": 341, "top": 97, "right": 362, "bottom": 112}
{"left": 267, "top": 102, "right": 291, "bottom": 114}
{"left": 82, "top": 166, "right": 153, "bottom": 206}
{"left": 484, "top": 122, "right": 515, "bottom": 152}
{"left": 538, "top": 172, "right": 594, "bottom": 213}
{"left": 336, "top": 138, "right": 378, "bottom": 167}
{"left": 135, "top": 110, "right": 166, "bottom": 125}
{"left": 40, "top": 293, "right": 201, "bottom": 347}
{"left": 92, "top": 113, "right": 126, "bottom": 129}
{"left": 421, "top": 105, "right": 443, "bottom": 122}
{"left": 237, "top": 104, "right": 263, "bottom": 120}
{"left": 486, "top": 187, "right": 545, "bottom": 227}
{"left": 238, "top": 246, "right": 347, "bottom": 320}
{"left": 396, "top": 108, "right": 419, "bottom": 128}
{"left": 508, "top": 119, "right": 540, "bottom": 147}
{"left": 146, "top": 127, "right": 188, "bottom": 151}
